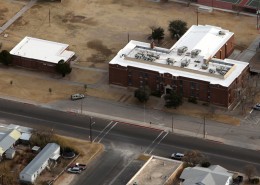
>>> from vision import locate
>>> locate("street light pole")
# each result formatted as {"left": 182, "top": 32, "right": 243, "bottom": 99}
{"left": 203, "top": 116, "right": 206, "bottom": 139}
{"left": 144, "top": 102, "right": 146, "bottom": 123}
{"left": 196, "top": 9, "right": 199, "bottom": 26}
{"left": 89, "top": 117, "right": 93, "bottom": 143}
{"left": 172, "top": 115, "right": 174, "bottom": 133}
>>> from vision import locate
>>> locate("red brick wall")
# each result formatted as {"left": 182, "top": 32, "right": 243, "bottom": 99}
{"left": 12, "top": 55, "right": 56, "bottom": 73}
{"left": 109, "top": 64, "right": 128, "bottom": 86}
{"left": 197, "top": 0, "right": 234, "bottom": 10}
{"left": 109, "top": 63, "right": 242, "bottom": 107}
{"left": 210, "top": 84, "right": 228, "bottom": 107}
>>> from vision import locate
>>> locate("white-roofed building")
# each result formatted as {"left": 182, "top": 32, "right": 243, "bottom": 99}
{"left": 109, "top": 25, "right": 249, "bottom": 108}
{"left": 180, "top": 165, "right": 233, "bottom": 185}
{"left": 10, "top": 37, "right": 75, "bottom": 73}
{"left": 19, "top": 143, "right": 60, "bottom": 184}
{"left": 0, "top": 129, "right": 21, "bottom": 157}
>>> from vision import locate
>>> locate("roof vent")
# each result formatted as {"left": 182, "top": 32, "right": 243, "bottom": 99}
{"left": 219, "top": 31, "right": 225, "bottom": 35}
{"left": 201, "top": 64, "right": 208, "bottom": 70}
{"left": 166, "top": 58, "right": 174, "bottom": 65}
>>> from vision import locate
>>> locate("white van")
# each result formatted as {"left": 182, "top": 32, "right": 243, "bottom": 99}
{"left": 71, "top": 94, "right": 85, "bottom": 100}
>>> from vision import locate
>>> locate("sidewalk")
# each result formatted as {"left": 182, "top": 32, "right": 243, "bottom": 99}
{"left": 42, "top": 95, "right": 260, "bottom": 151}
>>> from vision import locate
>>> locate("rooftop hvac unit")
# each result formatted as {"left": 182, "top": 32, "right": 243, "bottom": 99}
{"left": 191, "top": 49, "right": 201, "bottom": 58}
{"left": 201, "top": 64, "right": 208, "bottom": 70}
{"left": 219, "top": 31, "right": 226, "bottom": 35}
{"left": 166, "top": 58, "right": 174, "bottom": 65}
{"left": 209, "top": 68, "right": 215, "bottom": 74}
{"left": 177, "top": 46, "right": 188, "bottom": 56}
{"left": 181, "top": 59, "right": 190, "bottom": 67}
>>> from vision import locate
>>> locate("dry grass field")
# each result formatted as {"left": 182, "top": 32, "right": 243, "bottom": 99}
{"left": 0, "top": 1, "right": 258, "bottom": 114}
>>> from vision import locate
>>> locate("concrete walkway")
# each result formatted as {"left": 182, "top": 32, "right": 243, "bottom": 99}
{"left": 0, "top": 0, "right": 37, "bottom": 34}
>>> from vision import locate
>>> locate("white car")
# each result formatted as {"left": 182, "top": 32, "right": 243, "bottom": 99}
{"left": 67, "top": 167, "right": 82, "bottom": 174}
{"left": 253, "top": 103, "right": 260, "bottom": 111}
{"left": 71, "top": 94, "right": 85, "bottom": 100}
{"left": 171, "top": 153, "right": 184, "bottom": 160}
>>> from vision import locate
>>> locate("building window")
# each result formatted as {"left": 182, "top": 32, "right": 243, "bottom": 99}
{"left": 128, "top": 77, "right": 132, "bottom": 86}
{"left": 190, "top": 82, "right": 196, "bottom": 89}
{"left": 144, "top": 73, "right": 148, "bottom": 78}
{"left": 179, "top": 80, "right": 183, "bottom": 86}
{"left": 191, "top": 90, "right": 195, "bottom": 97}
{"left": 140, "top": 80, "right": 143, "bottom": 87}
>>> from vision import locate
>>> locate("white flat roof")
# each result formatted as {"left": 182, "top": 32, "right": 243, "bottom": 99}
{"left": 109, "top": 25, "right": 248, "bottom": 87}
{"left": 10, "top": 36, "right": 75, "bottom": 64}
{"left": 171, "top": 25, "right": 234, "bottom": 60}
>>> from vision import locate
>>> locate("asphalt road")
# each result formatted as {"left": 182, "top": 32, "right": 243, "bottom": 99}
{"left": 0, "top": 99, "right": 259, "bottom": 185}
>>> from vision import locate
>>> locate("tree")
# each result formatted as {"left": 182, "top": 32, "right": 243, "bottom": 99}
{"left": 182, "top": 150, "right": 205, "bottom": 167}
{"left": 164, "top": 91, "right": 182, "bottom": 108}
{"left": 151, "top": 27, "right": 165, "bottom": 44}
{"left": 0, "top": 50, "right": 12, "bottom": 66}
{"left": 168, "top": 20, "right": 188, "bottom": 40}
{"left": 244, "top": 164, "right": 257, "bottom": 181}
{"left": 56, "top": 60, "right": 72, "bottom": 77}
{"left": 134, "top": 86, "right": 151, "bottom": 103}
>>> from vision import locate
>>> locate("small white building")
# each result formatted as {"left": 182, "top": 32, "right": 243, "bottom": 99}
{"left": 0, "top": 129, "right": 21, "bottom": 158}
{"left": 19, "top": 143, "right": 60, "bottom": 184}
{"left": 5, "top": 148, "right": 16, "bottom": 159}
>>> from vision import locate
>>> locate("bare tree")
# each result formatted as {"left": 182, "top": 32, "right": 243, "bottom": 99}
{"left": 182, "top": 150, "right": 205, "bottom": 167}
{"left": 244, "top": 164, "right": 257, "bottom": 181}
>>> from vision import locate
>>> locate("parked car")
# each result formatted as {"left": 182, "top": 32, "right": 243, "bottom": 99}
{"left": 171, "top": 153, "right": 184, "bottom": 160}
{"left": 67, "top": 167, "right": 82, "bottom": 174}
{"left": 253, "top": 103, "right": 260, "bottom": 111}
{"left": 69, "top": 163, "right": 87, "bottom": 170}
{"left": 71, "top": 94, "right": 85, "bottom": 100}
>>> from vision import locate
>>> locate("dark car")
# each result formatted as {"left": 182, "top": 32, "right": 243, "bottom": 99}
{"left": 171, "top": 153, "right": 184, "bottom": 160}
{"left": 69, "top": 163, "right": 87, "bottom": 170}
{"left": 233, "top": 175, "right": 243, "bottom": 185}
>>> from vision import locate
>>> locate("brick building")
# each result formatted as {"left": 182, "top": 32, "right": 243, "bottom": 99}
{"left": 10, "top": 37, "right": 75, "bottom": 73}
{"left": 109, "top": 25, "right": 249, "bottom": 108}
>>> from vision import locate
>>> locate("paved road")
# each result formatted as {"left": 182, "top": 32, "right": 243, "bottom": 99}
{"left": 0, "top": 98, "right": 260, "bottom": 185}
{"left": 0, "top": 0, "right": 38, "bottom": 34}
{"left": 45, "top": 95, "right": 260, "bottom": 151}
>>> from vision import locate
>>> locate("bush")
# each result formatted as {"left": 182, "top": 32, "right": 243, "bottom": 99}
{"left": 200, "top": 161, "right": 211, "bottom": 168}
{"left": 188, "top": 97, "right": 197, "bottom": 104}
{"left": 151, "top": 90, "right": 161, "bottom": 97}
{"left": 250, "top": 178, "right": 259, "bottom": 184}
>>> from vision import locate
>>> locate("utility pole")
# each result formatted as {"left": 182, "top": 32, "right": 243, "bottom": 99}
{"left": 49, "top": 9, "right": 50, "bottom": 26}
{"left": 89, "top": 117, "right": 93, "bottom": 143}
{"left": 81, "top": 99, "right": 83, "bottom": 114}
{"left": 257, "top": 1, "right": 260, "bottom": 30}
{"left": 172, "top": 115, "right": 174, "bottom": 133}
{"left": 196, "top": 10, "right": 199, "bottom": 26}
{"left": 203, "top": 116, "right": 206, "bottom": 139}
{"left": 144, "top": 103, "right": 146, "bottom": 123}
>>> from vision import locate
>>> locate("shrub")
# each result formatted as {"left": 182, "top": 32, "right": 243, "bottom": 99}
{"left": 188, "top": 97, "right": 197, "bottom": 104}
{"left": 151, "top": 90, "right": 161, "bottom": 97}
{"left": 200, "top": 161, "right": 211, "bottom": 168}
{"left": 250, "top": 178, "right": 259, "bottom": 184}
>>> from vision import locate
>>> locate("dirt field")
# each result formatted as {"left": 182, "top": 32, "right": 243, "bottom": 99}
{"left": 0, "top": 1, "right": 259, "bottom": 116}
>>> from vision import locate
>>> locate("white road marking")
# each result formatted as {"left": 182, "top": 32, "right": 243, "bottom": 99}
{"left": 93, "top": 120, "right": 114, "bottom": 142}
{"left": 148, "top": 131, "right": 169, "bottom": 155}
